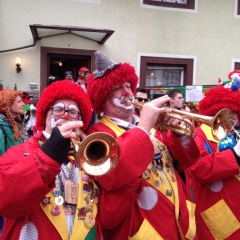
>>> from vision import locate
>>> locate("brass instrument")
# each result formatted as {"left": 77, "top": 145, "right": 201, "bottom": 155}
{"left": 157, "top": 108, "right": 233, "bottom": 141}
{"left": 69, "top": 129, "right": 120, "bottom": 176}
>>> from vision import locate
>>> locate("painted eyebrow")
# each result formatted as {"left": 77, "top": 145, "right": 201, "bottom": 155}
{"left": 52, "top": 103, "right": 64, "bottom": 108}
{"left": 52, "top": 103, "right": 79, "bottom": 111}
{"left": 68, "top": 104, "right": 79, "bottom": 111}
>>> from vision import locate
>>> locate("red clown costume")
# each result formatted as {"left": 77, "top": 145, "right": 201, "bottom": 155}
{"left": 185, "top": 79, "right": 240, "bottom": 239}
{"left": 87, "top": 51, "right": 200, "bottom": 239}
{"left": 0, "top": 80, "right": 102, "bottom": 240}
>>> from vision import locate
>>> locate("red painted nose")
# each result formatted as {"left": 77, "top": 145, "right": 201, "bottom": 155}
{"left": 62, "top": 112, "right": 69, "bottom": 120}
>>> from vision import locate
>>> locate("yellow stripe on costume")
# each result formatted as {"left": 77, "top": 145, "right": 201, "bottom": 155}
{"left": 185, "top": 200, "right": 196, "bottom": 240}
{"left": 40, "top": 192, "right": 68, "bottom": 240}
{"left": 200, "top": 124, "right": 219, "bottom": 144}
{"left": 101, "top": 115, "right": 126, "bottom": 137}
{"left": 128, "top": 219, "right": 163, "bottom": 240}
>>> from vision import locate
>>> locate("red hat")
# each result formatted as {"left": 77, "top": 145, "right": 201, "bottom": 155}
{"left": 87, "top": 51, "right": 138, "bottom": 114}
{"left": 199, "top": 86, "right": 240, "bottom": 121}
{"left": 36, "top": 80, "right": 92, "bottom": 131}
{"left": 78, "top": 67, "right": 90, "bottom": 78}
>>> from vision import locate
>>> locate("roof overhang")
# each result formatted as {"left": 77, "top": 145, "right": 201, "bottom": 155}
{"left": 29, "top": 24, "right": 114, "bottom": 44}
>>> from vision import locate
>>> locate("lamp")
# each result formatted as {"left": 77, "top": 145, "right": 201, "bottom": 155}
{"left": 15, "top": 57, "right": 22, "bottom": 73}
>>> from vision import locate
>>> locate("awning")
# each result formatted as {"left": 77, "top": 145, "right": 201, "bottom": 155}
{"left": 29, "top": 24, "right": 114, "bottom": 44}
{"left": 0, "top": 24, "right": 114, "bottom": 53}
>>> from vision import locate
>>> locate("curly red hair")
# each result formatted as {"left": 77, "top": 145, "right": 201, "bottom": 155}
{"left": 199, "top": 86, "right": 240, "bottom": 121}
{"left": 36, "top": 80, "right": 92, "bottom": 131}
{"left": 87, "top": 63, "right": 138, "bottom": 114}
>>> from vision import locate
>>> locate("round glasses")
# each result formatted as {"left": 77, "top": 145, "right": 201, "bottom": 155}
{"left": 135, "top": 97, "right": 149, "bottom": 103}
{"left": 51, "top": 108, "right": 80, "bottom": 119}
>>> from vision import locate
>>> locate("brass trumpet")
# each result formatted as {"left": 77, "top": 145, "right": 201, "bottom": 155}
{"left": 157, "top": 108, "right": 233, "bottom": 141}
{"left": 69, "top": 129, "right": 120, "bottom": 176}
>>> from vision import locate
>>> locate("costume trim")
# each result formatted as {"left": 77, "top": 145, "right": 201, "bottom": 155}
{"left": 40, "top": 170, "right": 98, "bottom": 240}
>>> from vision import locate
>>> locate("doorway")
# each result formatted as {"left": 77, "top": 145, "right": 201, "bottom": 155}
{"left": 49, "top": 54, "right": 91, "bottom": 81}
{"left": 41, "top": 47, "right": 96, "bottom": 92}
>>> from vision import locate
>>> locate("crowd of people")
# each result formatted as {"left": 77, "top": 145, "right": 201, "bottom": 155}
{"left": 0, "top": 51, "right": 240, "bottom": 239}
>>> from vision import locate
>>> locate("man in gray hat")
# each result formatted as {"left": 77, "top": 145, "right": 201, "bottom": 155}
{"left": 86, "top": 51, "right": 200, "bottom": 240}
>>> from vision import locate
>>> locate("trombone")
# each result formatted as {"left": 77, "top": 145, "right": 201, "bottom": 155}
{"left": 69, "top": 129, "right": 120, "bottom": 176}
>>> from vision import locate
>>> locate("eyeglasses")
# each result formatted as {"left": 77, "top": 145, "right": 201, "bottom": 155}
{"left": 135, "top": 97, "right": 149, "bottom": 103}
{"left": 51, "top": 108, "right": 80, "bottom": 118}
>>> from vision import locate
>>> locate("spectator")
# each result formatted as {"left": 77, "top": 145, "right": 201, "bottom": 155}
{"left": 134, "top": 88, "right": 149, "bottom": 116}
{"left": 76, "top": 67, "right": 90, "bottom": 92}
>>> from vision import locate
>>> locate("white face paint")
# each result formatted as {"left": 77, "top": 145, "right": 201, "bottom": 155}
{"left": 45, "top": 99, "right": 81, "bottom": 134}
{"left": 52, "top": 102, "right": 79, "bottom": 112}
{"left": 112, "top": 95, "right": 134, "bottom": 110}
{"left": 50, "top": 118, "right": 62, "bottom": 129}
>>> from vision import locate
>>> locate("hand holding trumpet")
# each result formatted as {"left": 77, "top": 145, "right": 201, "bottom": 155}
{"left": 138, "top": 95, "right": 179, "bottom": 133}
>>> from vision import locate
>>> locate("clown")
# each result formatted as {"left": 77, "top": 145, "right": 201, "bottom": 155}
{"left": 87, "top": 51, "right": 200, "bottom": 240}
{"left": 0, "top": 81, "right": 102, "bottom": 240}
{"left": 185, "top": 79, "right": 240, "bottom": 239}
{"left": 218, "top": 69, "right": 240, "bottom": 90}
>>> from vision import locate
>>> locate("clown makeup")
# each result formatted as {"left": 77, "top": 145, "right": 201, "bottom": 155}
{"left": 49, "top": 101, "right": 80, "bottom": 129}
{"left": 111, "top": 82, "right": 134, "bottom": 110}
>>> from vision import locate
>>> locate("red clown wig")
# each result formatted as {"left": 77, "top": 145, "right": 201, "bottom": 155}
{"left": 199, "top": 86, "right": 240, "bottom": 121}
{"left": 87, "top": 51, "right": 138, "bottom": 114}
{"left": 36, "top": 80, "right": 92, "bottom": 131}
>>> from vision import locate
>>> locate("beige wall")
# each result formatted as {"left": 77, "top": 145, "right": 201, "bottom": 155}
{"left": 0, "top": 0, "right": 240, "bottom": 92}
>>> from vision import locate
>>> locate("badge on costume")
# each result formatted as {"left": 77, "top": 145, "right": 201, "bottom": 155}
{"left": 84, "top": 212, "right": 95, "bottom": 229}
{"left": 65, "top": 180, "right": 79, "bottom": 205}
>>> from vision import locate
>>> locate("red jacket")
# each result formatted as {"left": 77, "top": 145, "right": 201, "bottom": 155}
{"left": 185, "top": 126, "right": 240, "bottom": 239}
{"left": 88, "top": 122, "right": 200, "bottom": 240}
{"left": 0, "top": 132, "right": 101, "bottom": 240}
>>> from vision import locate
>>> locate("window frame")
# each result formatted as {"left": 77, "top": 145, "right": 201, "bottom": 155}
{"left": 138, "top": 54, "right": 195, "bottom": 88}
{"left": 237, "top": 0, "right": 240, "bottom": 16}
{"left": 142, "top": 0, "right": 195, "bottom": 10}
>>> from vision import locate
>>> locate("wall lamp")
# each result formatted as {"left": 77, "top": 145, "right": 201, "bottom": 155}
{"left": 15, "top": 57, "right": 22, "bottom": 73}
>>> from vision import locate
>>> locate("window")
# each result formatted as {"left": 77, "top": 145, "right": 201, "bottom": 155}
{"left": 146, "top": 66, "right": 184, "bottom": 86}
{"left": 142, "top": 0, "right": 196, "bottom": 10}
{"left": 138, "top": 54, "right": 195, "bottom": 99}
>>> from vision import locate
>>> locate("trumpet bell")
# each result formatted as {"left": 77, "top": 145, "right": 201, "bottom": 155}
{"left": 73, "top": 132, "right": 120, "bottom": 176}
{"left": 211, "top": 109, "right": 233, "bottom": 141}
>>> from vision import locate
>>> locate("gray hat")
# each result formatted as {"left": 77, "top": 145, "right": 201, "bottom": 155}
{"left": 93, "top": 51, "right": 121, "bottom": 79}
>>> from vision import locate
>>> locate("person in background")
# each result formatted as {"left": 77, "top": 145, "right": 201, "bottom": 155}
{"left": 75, "top": 67, "right": 96, "bottom": 129}
{"left": 64, "top": 71, "right": 74, "bottom": 81}
{"left": 48, "top": 75, "right": 61, "bottom": 85}
{"left": 0, "top": 90, "right": 27, "bottom": 235}
{"left": 87, "top": 51, "right": 200, "bottom": 239}
{"left": 0, "top": 90, "right": 28, "bottom": 155}
{"left": 25, "top": 103, "right": 37, "bottom": 137}
{"left": 76, "top": 67, "right": 90, "bottom": 92}
{"left": 185, "top": 78, "right": 240, "bottom": 239}
{"left": 166, "top": 89, "right": 185, "bottom": 110}
{"left": 0, "top": 80, "right": 102, "bottom": 240}
{"left": 133, "top": 87, "right": 149, "bottom": 117}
